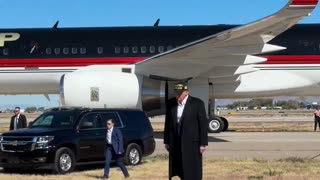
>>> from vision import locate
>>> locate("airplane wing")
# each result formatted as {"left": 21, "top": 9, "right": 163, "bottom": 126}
{"left": 135, "top": 0, "right": 319, "bottom": 80}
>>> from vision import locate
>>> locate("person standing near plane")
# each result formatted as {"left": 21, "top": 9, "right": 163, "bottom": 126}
{"left": 314, "top": 106, "right": 320, "bottom": 131}
{"left": 9, "top": 107, "right": 27, "bottom": 130}
{"left": 103, "top": 119, "right": 129, "bottom": 180}
{"left": 164, "top": 82, "right": 208, "bottom": 180}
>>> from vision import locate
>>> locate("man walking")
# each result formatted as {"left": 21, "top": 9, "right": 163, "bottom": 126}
{"left": 103, "top": 119, "right": 129, "bottom": 180}
{"left": 164, "top": 82, "right": 208, "bottom": 180}
{"left": 9, "top": 107, "right": 27, "bottom": 130}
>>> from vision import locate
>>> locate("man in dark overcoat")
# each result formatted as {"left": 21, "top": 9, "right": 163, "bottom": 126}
{"left": 164, "top": 82, "right": 208, "bottom": 180}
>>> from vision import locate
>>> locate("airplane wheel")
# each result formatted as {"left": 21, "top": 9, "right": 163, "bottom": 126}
{"left": 219, "top": 117, "right": 229, "bottom": 131}
{"left": 208, "top": 116, "right": 224, "bottom": 133}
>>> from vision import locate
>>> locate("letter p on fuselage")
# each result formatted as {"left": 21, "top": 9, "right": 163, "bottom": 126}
{"left": 0, "top": 33, "right": 20, "bottom": 47}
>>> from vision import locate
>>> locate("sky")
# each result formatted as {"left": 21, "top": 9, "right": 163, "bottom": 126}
{"left": 0, "top": 0, "right": 319, "bottom": 108}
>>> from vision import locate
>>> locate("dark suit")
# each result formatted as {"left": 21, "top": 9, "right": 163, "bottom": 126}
{"left": 164, "top": 96, "right": 208, "bottom": 180}
{"left": 104, "top": 128, "right": 129, "bottom": 178}
{"left": 9, "top": 114, "right": 27, "bottom": 130}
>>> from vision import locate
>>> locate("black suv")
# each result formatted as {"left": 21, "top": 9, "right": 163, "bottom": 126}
{"left": 0, "top": 108, "right": 155, "bottom": 174}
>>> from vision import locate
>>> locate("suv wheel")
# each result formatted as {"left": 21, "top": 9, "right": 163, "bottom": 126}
{"left": 53, "top": 147, "right": 75, "bottom": 174}
{"left": 124, "top": 143, "right": 142, "bottom": 165}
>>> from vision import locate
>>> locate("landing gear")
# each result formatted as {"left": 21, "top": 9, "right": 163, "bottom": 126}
{"left": 220, "top": 116, "right": 229, "bottom": 132}
{"left": 208, "top": 116, "right": 229, "bottom": 133}
{"left": 208, "top": 116, "right": 224, "bottom": 133}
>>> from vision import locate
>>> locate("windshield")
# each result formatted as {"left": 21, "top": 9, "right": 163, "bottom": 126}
{"left": 30, "top": 110, "right": 77, "bottom": 129}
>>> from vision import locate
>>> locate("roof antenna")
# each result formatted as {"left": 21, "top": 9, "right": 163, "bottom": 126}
{"left": 153, "top": 19, "right": 160, "bottom": 27}
{"left": 53, "top": 21, "right": 59, "bottom": 29}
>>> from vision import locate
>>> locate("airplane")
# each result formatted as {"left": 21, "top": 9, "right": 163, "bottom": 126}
{"left": 0, "top": 0, "right": 318, "bottom": 133}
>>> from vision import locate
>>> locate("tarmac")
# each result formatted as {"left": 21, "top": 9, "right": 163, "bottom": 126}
{"left": 2, "top": 114, "right": 320, "bottom": 160}
{"left": 153, "top": 132, "right": 320, "bottom": 160}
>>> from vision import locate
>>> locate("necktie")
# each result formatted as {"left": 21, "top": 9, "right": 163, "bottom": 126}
{"left": 14, "top": 116, "right": 18, "bottom": 130}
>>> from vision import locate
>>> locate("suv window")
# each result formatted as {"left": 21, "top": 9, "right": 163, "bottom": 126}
{"left": 30, "top": 111, "right": 76, "bottom": 128}
{"left": 119, "top": 111, "right": 152, "bottom": 130}
{"left": 79, "top": 113, "right": 99, "bottom": 129}
{"left": 99, "top": 112, "right": 122, "bottom": 128}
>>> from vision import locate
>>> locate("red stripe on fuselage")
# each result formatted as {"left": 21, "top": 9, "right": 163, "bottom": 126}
{"left": 1, "top": 55, "right": 320, "bottom": 67}
{"left": 0, "top": 57, "right": 146, "bottom": 67}
{"left": 263, "top": 55, "right": 320, "bottom": 64}
{"left": 291, "top": 0, "right": 318, "bottom": 5}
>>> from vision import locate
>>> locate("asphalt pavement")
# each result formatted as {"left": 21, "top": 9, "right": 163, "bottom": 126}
{"left": 153, "top": 132, "right": 320, "bottom": 160}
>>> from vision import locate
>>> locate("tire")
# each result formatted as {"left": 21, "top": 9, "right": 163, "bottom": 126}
{"left": 53, "top": 147, "right": 76, "bottom": 174}
{"left": 220, "top": 117, "right": 229, "bottom": 132}
{"left": 208, "top": 116, "right": 225, "bottom": 133}
{"left": 123, "top": 143, "right": 142, "bottom": 166}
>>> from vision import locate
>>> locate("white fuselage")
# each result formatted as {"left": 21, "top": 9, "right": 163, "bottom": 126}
{"left": 1, "top": 64, "right": 320, "bottom": 99}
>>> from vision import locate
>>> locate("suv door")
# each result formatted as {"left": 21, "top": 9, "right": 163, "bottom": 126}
{"left": 77, "top": 112, "right": 103, "bottom": 161}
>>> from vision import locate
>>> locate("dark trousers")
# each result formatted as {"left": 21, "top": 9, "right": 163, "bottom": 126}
{"left": 171, "top": 135, "right": 184, "bottom": 180}
{"left": 315, "top": 117, "right": 320, "bottom": 131}
{"left": 104, "top": 144, "right": 129, "bottom": 178}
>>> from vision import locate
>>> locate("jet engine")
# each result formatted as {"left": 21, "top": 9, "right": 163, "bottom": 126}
{"left": 59, "top": 71, "right": 168, "bottom": 116}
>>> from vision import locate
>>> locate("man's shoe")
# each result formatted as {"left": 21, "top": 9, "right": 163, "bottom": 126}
{"left": 125, "top": 174, "right": 130, "bottom": 178}
{"left": 103, "top": 176, "right": 108, "bottom": 180}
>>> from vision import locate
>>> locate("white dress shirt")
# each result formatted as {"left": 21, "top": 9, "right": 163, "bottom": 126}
{"left": 177, "top": 95, "right": 188, "bottom": 123}
{"left": 107, "top": 127, "right": 113, "bottom": 144}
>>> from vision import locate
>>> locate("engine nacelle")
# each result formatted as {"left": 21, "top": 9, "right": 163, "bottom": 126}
{"left": 60, "top": 71, "right": 167, "bottom": 116}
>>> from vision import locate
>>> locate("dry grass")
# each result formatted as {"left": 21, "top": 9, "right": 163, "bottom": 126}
{"left": 0, "top": 112, "right": 315, "bottom": 133}
{"left": 2, "top": 155, "right": 320, "bottom": 179}
{"left": 0, "top": 121, "right": 314, "bottom": 133}
{"left": 228, "top": 122, "right": 314, "bottom": 132}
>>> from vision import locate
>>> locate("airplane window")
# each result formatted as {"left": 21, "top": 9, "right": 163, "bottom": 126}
{"left": 167, "top": 45, "right": 173, "bottom": 51}
{"left": 141, "top": 46, "right": 146, "bottom": 53}
{"left": 63, "top": 48, "right": 69, "bottom": 55}
{"left": 97, "top": 47, "right": 103, "bottom": 54}
{"left": 158, "top": 46, "right": 164, "bottom": 53}
{"left": 45, "top": 48, "right": 52, "bottom": 55}
{"left": 115, "top": 47, "right": 121, "bottom": 54}
{"left": 132, "top": 46, "right": 138, "bottom": 54}
{"left": 150, "top": 46, "right": 155, "bottom": 53}
{"left": 71, "top": 48, "right": 78, "bottom": 54}
{"left": 123, "top": 46, "right": 129, "bottom": 54}
{"left": 54, "top": 48, "right": 61, "bottom": 55}
{"left": 3, "top": 48, "right": 9, "bottom": 55}
{"left": 80, "top": 47, "right": 86, "bottom": 54}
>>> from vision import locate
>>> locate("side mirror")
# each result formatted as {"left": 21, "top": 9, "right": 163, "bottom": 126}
{"left": 80, "top": 121, "right": 93, "bottom": 129}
